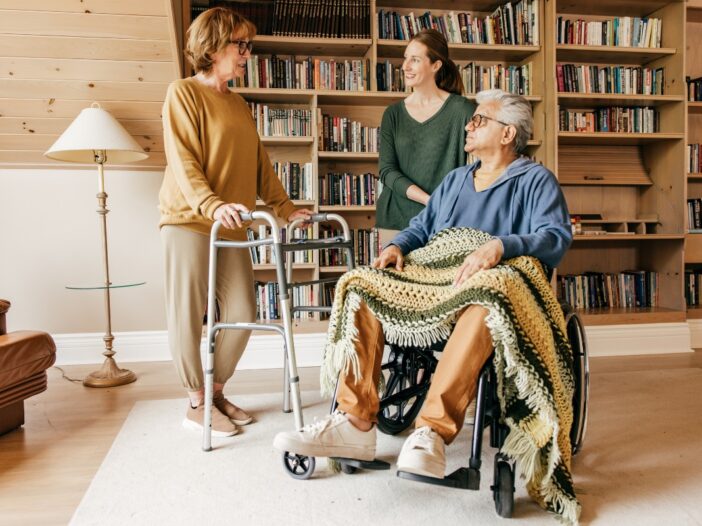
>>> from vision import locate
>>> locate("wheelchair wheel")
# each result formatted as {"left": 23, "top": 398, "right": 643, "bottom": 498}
{"left": 282, "top": 451, "right": 315, "bottom": 480}
{"left": 563, "top": 304, "right": 590, "bottom": 455}
{"left": 377, "top": 347, "right": 433, "bottom": 435}
{"left": 492, "top": 458, "right": 515, "bottom": 518}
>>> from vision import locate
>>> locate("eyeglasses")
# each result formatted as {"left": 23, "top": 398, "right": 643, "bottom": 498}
{"left": 229, "top": 40, "right": 254, "bottom": 55}
{"left": 469, "top": 113, "right": 509, "bottom": 128}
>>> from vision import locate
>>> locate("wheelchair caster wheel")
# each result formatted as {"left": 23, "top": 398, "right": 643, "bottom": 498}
{"left": 492, "top": 460, "right": 514, "bottom": 518}
{"left": 282, "top": 451, "right": 315, "bottom": 480}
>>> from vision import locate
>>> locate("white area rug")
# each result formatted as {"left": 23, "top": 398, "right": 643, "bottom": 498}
{"left": 71, "top": 369, "right": 702, "bottom": 526}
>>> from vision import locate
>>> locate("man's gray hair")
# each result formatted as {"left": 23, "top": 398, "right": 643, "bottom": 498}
{"left": 475, "top": 89, "right": 533, "bottom": 154}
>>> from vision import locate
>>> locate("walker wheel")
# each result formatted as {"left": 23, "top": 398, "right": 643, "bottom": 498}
{"left": 492, "top": 460, "right": 515, "bottom": 518}
{"left": 340, "top": 463, "right": 357, "bottom": 474}
{"left": 282, "top": 451, "right": 315, "bottom": 480}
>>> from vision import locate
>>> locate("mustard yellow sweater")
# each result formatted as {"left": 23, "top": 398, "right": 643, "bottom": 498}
{"left": 159, "top": 77, "right": 296, "bottom": 240}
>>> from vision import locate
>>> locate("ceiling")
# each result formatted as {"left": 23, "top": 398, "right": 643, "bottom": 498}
{"left": 0, "top": 0, "right": 184, "bottom": 170}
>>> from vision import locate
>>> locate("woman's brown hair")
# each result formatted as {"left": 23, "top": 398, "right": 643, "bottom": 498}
{"left": 410, "top": 29, "right": 464, "bottom": 95}
{"left": 185, "top": 7, "right": 257, "bottom": 74}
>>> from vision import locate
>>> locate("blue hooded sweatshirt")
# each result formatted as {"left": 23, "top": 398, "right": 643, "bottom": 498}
{"left": 390, "top": 157, "right": 572, "bottom": 269}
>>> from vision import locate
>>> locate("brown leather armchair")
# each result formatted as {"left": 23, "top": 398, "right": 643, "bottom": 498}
{"left": 0, "top": 299, "right": 56, "bottom": 435}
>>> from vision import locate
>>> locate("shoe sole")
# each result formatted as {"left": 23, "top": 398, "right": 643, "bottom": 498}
{"left": 230, "top": 416, "right": 253, "bottom": 426}
{"left": 397, "top": 452, "right": 445, "bottom": 479}
{"left": 273, "top": 434, "right": 375, "bottom": 461}
{"left": 182, "top": 418, "right": 238, "bottom": 437}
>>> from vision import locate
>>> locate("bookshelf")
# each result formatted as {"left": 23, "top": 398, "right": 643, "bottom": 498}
{"left": 182, "top": 0, "right": 694, "bottom": 328}
{"left": 549, "top": 0, "right": 687, "bottom": 325}
{"left": 685, "top": 1, "right": 702, "bottom": 316}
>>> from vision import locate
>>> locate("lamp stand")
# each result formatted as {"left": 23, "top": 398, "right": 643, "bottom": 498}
{"left": 83, "top": 157, "right": 136, "bottom": 388}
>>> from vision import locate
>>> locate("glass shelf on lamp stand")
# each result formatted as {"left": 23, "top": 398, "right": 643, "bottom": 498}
{"left": 65, "top": 281, "right": 146, "bottom": 387}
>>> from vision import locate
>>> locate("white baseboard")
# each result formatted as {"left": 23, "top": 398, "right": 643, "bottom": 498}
{"left": 687, "top": 319, "right": 702, "bottom": 349}
{"left": 52, "top": 331, "right": 327, "bottom": 369}
{"left": 52, "top": 322, "right": 693, "bottom": 368}
{"left": 584, "top": 322, "right": 692, "bottom": 357}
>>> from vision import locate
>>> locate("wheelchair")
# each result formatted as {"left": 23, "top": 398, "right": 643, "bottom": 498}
{"left": 374, "top": 302, "right": 589, "bottom": 518}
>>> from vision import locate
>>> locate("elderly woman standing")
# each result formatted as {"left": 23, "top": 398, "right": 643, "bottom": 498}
{"left": 159, "top": 7, "right": 311, "bottom": 436}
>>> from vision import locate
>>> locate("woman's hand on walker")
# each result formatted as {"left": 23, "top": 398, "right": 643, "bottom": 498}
{"left": 214, "top": 202, "right": 250, "bottom": 229}
{"left": 287, "top": 208, "right": 314, "bottom": 227}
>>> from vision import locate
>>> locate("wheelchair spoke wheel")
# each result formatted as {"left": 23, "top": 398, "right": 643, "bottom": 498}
{"left": 564, "top": 305, "right": 590, "bottom": 455}
{"left": 492, "top": 459, "right": 515, "bottom": 518}
{"left": 377, "top": 348, "right": 433, "bottom": 435}
{"left": 282, "top": 451, "right": 315, "bottom": 480}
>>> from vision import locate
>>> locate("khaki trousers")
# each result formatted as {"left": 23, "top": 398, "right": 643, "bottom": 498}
{"left": 161, "top": 225, "right": 256, "bottom": 390}
{"left": 336, "top": 302, "right": 494, "bottom": 444}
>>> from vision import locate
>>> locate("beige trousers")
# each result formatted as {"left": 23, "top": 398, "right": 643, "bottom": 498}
{"left": 336, "top": 302, "right": 494, "bottom": 444}
{"left": 161, "top": 225, "right": 256, "bottom": 390}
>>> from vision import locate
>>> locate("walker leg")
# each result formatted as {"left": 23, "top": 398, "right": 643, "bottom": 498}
{"left": 283, "top": 347, "right": 292, "bottom": 413}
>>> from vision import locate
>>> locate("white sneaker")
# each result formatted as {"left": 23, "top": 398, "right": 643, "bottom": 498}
{"left": 396, "top": 426, "right": 446, "bottom": 479}
{"left": 273, "top": 411, "right": 376, "bottom": 461}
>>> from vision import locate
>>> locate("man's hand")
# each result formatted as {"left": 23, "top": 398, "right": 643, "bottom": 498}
{"left": 287, "top": 208, "right": 314, "bottom": 227}
{"left": 453, "top": 239, "right": 504, "bottom": 286}
{"left": 214, "top": 202, "right": 250, "bottom": 229}
{"left": 372, "top": 244, "right": 404, "bottom": 271}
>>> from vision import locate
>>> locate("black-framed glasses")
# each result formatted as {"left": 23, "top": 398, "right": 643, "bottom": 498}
{"left": 469, "top": 113, "right": 509, "bottom": 128}
{"left": 229, "top": 40, "right": 253, "bottom": 55}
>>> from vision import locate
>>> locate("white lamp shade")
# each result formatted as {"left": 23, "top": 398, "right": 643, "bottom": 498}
{"left": 44, "top": 104, "right": 148, "bottom": 164}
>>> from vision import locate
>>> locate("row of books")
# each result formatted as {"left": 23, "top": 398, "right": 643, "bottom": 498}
{"left": 461, "top": 63, "right": 532, "bottom": 96}
{"left": 271, "top": 161, "right": 314, "bottom": 201}
{"left": 237, "top": 55, "right": 370, "bottom": 91}
{"left": 557, "top": 271, "right": 659, "bottom": 310}
{"left": 687, "top": 76, "right": 702, "bottom": 102}
{"left": 685, "top": 270, "right": 702, "bottom": 307}
{"left": 247, "top": 225, "right": 314, "bottom": 264}
{"left": 318, "top": 112, "right": 379, "bottom": 153}
{"left": 319, "top": 226, "right": 381, "bottom": 267}
{"left": 271, "top": 0, "right": 370, "bottom": 38}
{"left": 377, "top": 0, "right": 538, "bottom": 45}
{"left": 247, "top": 103, "right": 312, "bottom": 137}
{"left": 255, "top": 281, "right": 316, "bottom": 320}
{"left": 558, "top": 107, "right": 659, "bottom": 133}
{"left": 376, "top": 61, "right": 407, "bottom": 93}
{"left": 556, "top": 16, "right": 662, "bottom": 48}
{"left": 688, "top": 144, "right": 702, "bottom": 175}
{"left": 194, "top": 1, "right": 275, "bottom": 35}
{"left": 687, "top": 199, "right": 702, "bottom": 231}
{"left": 318, "top": 172, "right": 378, "bottom": 206}
{"left": 556, "top": 64, "right": 665, "bottom": 95}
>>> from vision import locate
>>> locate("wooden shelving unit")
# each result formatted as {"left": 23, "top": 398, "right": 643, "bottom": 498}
{"left": 550, "top": 0, "right": 687, "bottom": 323}
{"left": 685, "top": 1, "right": 702, "bottom": 315}
{"left": 184, "top": 0, "right": 694, "bottom": 326}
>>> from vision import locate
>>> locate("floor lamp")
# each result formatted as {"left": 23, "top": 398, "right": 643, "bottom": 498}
{"left": 45, "top": 103, "right": 149, "bottom": 388}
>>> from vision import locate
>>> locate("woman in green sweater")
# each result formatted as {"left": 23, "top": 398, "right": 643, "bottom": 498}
{"left": 376, "top": 29, "right": 475, "bottom": 246}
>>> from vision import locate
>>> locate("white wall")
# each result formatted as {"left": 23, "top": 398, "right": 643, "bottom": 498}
{"left": 0, "top": 168, "right": 166, "bottom": 333}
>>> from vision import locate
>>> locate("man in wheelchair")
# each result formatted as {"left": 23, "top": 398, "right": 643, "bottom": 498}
{"left": 274, "top": 89, "right": 572, "bottom": 481}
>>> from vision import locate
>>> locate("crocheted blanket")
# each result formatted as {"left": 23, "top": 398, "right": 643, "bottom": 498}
{"left": 320, "top": 227, "right": 581, "bottom": 524}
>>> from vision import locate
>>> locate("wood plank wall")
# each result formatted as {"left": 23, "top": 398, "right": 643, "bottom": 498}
{"left": 0, "top": 0, "right": 182, "bottom": 169}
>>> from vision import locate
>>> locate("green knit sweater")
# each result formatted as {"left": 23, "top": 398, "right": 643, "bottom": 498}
{"left": 376, "top": 93, "right": 475, "bottom": 230}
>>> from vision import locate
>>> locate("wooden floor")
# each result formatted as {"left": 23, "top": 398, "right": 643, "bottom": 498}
{"left": 1, "top": 352, "right": 700, "bottom": 525}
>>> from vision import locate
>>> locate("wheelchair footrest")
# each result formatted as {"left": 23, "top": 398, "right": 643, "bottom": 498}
{"left": 333, "top": 457, "right": 391, "bottom": 470}
{"left": 397, "top": 467, "right": 480, "bottom": 490}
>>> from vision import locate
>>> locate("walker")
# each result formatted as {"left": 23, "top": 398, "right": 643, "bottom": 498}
{"left": 202, "top": 211, "right": 354, "bottom": 466}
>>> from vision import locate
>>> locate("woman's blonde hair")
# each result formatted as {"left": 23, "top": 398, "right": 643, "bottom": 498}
{"left": 185, "top": 7, "right": 256, "bottom": 74}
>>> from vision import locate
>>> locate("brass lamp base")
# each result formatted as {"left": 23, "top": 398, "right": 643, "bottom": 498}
{"left": 83, "top": 355, "right": 136, "bottom": 388}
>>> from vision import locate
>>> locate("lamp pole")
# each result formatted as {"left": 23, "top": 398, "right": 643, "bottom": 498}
{"left": 82, "top": 150, "right": 136, "bottom": 388}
